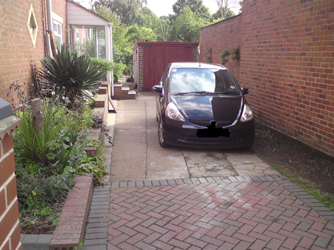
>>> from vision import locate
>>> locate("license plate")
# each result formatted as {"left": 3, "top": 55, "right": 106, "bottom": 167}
{"left": 196, "top": 128, "right": 230, "bottom": 138}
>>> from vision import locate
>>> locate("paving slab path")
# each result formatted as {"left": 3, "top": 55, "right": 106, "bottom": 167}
{"left": 83, "top": 93, "right": 334, "bottom": 250}
{"left": 110, "top": 93, "right": 279, "bottom": 181}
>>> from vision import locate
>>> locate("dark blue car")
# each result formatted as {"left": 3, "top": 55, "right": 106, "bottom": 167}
{"left": 153, "top": 62, "right": 255, "bottom": 148}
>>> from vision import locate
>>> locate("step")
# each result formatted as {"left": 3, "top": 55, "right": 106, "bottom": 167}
{"left": 98, "top": 87, "right": 107, "bottom": 95}
{"left": 121, "top": 86, "right": 130, "bottom": 91}
{"left": 118, "top": 92, "right": 136, "bottom": 100}
{"left": 100, "top": 81, "right": 111, "bottom": 96}
{"left": 100, "top": 81, "right": 110, "bottom": 88}
{"left": 94, "top": 94, "right": 107, "bottom": 108}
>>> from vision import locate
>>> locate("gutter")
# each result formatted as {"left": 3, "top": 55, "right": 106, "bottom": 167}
{"left": 45, "top": 0, "right": 53, "bottom": 57}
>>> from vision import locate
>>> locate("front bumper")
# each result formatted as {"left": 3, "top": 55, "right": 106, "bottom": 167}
{"left": 162, "top": 117, "right": 255, "bottom": 149}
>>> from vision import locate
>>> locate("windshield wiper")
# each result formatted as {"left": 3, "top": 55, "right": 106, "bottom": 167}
{"left": 215, "top": 91, "right": 239, "bottom": 95}
{"left": 173, "top": 91, "right": 239, "bottom": 96}
{"left": 173, "top": 91, "right": 213, "bottom": 96}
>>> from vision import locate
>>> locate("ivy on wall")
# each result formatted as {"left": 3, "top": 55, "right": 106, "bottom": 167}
{"left": 205, "top": 47, "right": 212, "bottom": 63}
{"left": 219, "top": 47, "right": 240, "bottom": 65}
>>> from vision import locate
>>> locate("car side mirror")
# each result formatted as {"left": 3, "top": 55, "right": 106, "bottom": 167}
{"left": 153, "top": 85, "right": 163, "bottom": 94}
{"left": 242, "top": 88, "right": 249, "bottom": 95}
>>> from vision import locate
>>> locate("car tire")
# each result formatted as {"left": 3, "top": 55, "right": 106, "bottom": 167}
{"left": 158, "top": 117, "right": 169, "bottom": 148}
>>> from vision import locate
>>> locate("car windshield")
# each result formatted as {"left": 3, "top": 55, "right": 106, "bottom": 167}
{"left": 169, "top": 68, "right": 240, "bottom": 95}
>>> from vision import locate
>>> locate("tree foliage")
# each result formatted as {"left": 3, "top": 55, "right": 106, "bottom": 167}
{"left": 92, "top": 0, "right": 147, "bottom": 25}
{"left": 87, "top": 0, "right": 240, "bottom": 76}
{"left": 214, "top": 0, "right": 240, "bottom": 18}
{"left": 212, "top": 7, "right": 235, "bottom": 20}
{"left": 93, "top": 5, "right": 132, "bottom": 77}
{"left": 154, "top": 17, "right": 171, "bottom": 41}
{"left": 133, "top": 7, "right": 158, "bottom": 27}
{"left": 174, "top": 5, "right": 207, "bottom": 42}
{"left": 172, "top": 0, "right": 211, "bottom": 21}
{"left": 126, "top": 23, "right": 157, "bottom": 43}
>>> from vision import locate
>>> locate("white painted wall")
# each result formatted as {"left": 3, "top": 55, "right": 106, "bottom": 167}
{"left": 67, "top": 1, "right": 109, "bottom": 26}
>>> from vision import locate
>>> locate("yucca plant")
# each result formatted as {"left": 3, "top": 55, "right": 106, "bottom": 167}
{"left": 38, "top": 44, "right": 106, "bottom": 109}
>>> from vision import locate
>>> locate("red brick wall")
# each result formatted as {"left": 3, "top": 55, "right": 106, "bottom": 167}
{"left": 0, "top": 118, "right": 22, "bottom": 250}
{"left": 0, "top": 0, "right": 44, "bottom": 104}
{"left": 53, "top": 0, "right": 67, "bottom": 45}
{"left": 200, "top": 0, "right": 334, "bottom": 156}
{"left": 199, "top": 15, "right": 242, "bottom": 81}
{"left": 0, "top": 0, "right": 67, "bottom": 105}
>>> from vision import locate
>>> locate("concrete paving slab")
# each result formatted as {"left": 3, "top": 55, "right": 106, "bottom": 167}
{"left": 110, "top": 141, "right": 146, "bottom": 181}
{"left": 113, "top": 129, "right": 146, "bottom": 143}
{"left": 183, "top": 150, "right": 238, "bottom": 177}
{"left": 225, "top": 152, "right": 280, "bottom": 176}
{"left": 145, "top": 101, "right": 189, "bottom": 179}
{"left": 146, "top": 135, "right": 188, "bottom": 180}
{"left": 233, "top": 162, "right": 281, "bottom": 176}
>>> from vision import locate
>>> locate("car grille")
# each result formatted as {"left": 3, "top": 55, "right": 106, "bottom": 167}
{"left": 188, "top": 118, "right": 234, "bottom": 127}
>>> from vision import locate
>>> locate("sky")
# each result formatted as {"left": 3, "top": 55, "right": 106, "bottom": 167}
{"left": 76, "top": 0, "right": 239, "bottom": 17}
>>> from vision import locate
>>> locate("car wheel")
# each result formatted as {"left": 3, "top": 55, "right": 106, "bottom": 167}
{"left": 158, "top": 117, "right": 169, "bottom": 148}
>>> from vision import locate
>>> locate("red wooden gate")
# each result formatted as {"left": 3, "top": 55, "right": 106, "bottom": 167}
{"left": 134, "top": 42, "right": 198, "bottom": 91}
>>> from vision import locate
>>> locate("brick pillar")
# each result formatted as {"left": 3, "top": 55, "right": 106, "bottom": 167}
{"left": 0, "top": 99, "right": 22, "bottom": 250}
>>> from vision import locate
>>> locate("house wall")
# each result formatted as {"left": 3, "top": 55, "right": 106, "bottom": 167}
{"left": 199, "top": 14, "right": 242, "bottom": 81}
{"left": 200, "top": 0, "right": 334, "bottom": 156}
{"left": 0, "top": 0, "right": 67, "bottom": 105}
{"left": 53, "top": 0, "right": 67, "bottom": 47}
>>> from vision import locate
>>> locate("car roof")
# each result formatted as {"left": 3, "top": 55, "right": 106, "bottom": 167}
{"left": 169, "top": 62, "right": 227, "bottom": 70}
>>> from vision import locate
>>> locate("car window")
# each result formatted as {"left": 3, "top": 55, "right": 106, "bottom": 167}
{"left": 161, "top": 64, "right": 170, "bottom": 87}
{"left": 168, "top": 68, "right": 240, "bottom": 95}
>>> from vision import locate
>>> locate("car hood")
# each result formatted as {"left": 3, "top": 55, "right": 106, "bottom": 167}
{"left": 173, "top": 95, "right": 243, "bottom": 127}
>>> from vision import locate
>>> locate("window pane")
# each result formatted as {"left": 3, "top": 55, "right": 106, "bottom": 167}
{"left": 58, "top": 24, "right": 62, "bottom": 35}
{"left": 169, "top": 68, "right": 240, "bottom": 95}
{"left": 69, "top": 25, "right": 107, "bottom": 59}
{"left": 97, "top": 28, "right": 105, "bottom": 59}
{"left": 54, "top": 36, "right": 61, "bottom": 50}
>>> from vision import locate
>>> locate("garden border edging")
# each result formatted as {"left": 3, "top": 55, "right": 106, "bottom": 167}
{"left": 49, "top": 173, "right": 94, "bottom": 250}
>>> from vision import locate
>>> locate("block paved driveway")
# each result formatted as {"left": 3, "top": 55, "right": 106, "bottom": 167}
{"left": 84, "top": 93, "right": 334, "bottom": 250}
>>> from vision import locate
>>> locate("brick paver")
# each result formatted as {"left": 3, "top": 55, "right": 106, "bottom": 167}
{"left": 104, "top": 177, "right": 334, "bottom": 249}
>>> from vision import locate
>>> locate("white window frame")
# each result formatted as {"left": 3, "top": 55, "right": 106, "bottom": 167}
{"left": 53, "top": 20, "right": 63, "bottom": 50}
{"left": 27, "top": 5, "right": 38, "bottom": 47}
{"left": 76, "top": 30, "right": 80, "bottom": 43}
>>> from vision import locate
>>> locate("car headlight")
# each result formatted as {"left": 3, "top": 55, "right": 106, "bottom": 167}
{"left": 240, "top": 104, "right": 253, "bottom": 122}
{"left": 165, "top": 103, "right": 185, "bottom": 121}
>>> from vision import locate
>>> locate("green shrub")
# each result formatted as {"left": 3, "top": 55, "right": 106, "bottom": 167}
{"left": 112, "top": 62, "right": 126, "bottom": 82}
{"left": 76, "top": 140, "right": 107, "bottom": 185}
{"left": 16, "top": 167, "right": 75, "bottom": 210}
{"left": 14, "top": 101, "right": 93, "bottom": 176}
{"left": 40, "top": 206, "right": 52, "bottom": 217}
{"left": 90, "top": 57, "right": 113, "bottom": 76}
